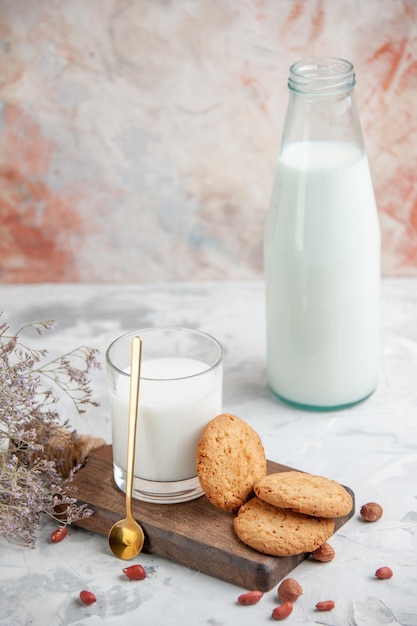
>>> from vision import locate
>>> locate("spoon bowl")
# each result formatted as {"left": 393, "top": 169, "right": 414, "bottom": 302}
{"left": 108, "top": 516, "right": 144, "bottom": 560}
{"left": 108, "top": 336, "right": 145, "bottom": 560}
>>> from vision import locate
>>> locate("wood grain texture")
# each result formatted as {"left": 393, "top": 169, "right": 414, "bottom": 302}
{"left": 71, "top": 445, "right": 355, "bottom": 591}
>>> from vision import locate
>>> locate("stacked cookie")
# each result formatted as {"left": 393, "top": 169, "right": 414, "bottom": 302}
{"left": 196, "top": 413, "right": 353, "bottom": 557}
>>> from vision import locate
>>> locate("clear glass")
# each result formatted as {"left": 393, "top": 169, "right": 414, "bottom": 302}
{"left": 106, "top": 327, "right": 224, "bottom": 503}
{"left": 265, "top": 57, "right": 381, "bottom": 411}
{"left": 284, "top": 58, "right": 362, "bottom": 149}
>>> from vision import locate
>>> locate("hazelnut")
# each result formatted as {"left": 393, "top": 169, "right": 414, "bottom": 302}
{"left": 310, "top": 542, "right": 336, "bottom": 562}
{"left": 277, "top": 578, "right": 303, "bottom": 603}
{"left": 360, "top": 502, "right": 383, "bottom": 522}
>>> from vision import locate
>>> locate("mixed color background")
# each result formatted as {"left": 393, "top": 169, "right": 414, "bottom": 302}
{"left": 0, "top": 0, "right": 416, "bottom": 283}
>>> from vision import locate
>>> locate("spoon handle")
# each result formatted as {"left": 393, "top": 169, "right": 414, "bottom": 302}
{"left": 126, "top": 336, "right": 142, "bottom": 519}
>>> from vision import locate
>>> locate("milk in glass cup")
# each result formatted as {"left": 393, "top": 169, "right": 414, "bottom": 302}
{"left": 106, "top": 327, "right": 224, "bottom": 503}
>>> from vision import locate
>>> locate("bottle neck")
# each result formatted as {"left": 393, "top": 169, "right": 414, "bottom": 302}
{"left": 282, "top": 57, "right": 364, "bottom": 152}
{"left": 288, "top": 58, "right": 355, "bottom": 96}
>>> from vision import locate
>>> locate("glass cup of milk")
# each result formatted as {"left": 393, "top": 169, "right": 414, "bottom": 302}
{"left": 106, "top": 327, "right": 224, "bottom": 504}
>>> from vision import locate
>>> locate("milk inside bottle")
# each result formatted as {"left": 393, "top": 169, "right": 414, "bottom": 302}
{"left": 265, "top": 58, "right": 380, "bottom": 410}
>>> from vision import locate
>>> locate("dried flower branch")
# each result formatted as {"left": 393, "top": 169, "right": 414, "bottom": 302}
{"left": 0, "top": 316, "right": 101, "bottom": 548}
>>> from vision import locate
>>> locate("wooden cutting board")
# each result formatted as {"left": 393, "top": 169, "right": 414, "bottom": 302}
{"left": 71, "top": 445, "right": 354, "bottom": 591}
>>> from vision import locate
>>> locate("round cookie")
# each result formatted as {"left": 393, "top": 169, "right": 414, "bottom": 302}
{"left": 196, "top": 413, "right": 267, "bottom": 513}
{"left": 254, "top": 470, "right": 353, "bottom": 518}
{"left": 234, "top": 496, "right": 335, "bottom": 556}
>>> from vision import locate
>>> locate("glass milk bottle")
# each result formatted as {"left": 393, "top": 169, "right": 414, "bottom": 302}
{"left": 265, "top": 57, "right": 380, "bottom": 410}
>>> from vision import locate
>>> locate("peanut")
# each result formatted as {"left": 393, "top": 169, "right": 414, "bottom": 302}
{"left": 316, "top": 600, "right": 335, "bottom": 611}
{"left": 237, "top": 590, "right": 263, "bottom": 605}
{"left": 272, "top": 602, "right": 293, "bottom": 620}
{"left": 50, "top": 525, "right": 68, "bottom": 543}
{"left": 123, "top": 564, "right": 147, "bottom": 580}
{"left": 375, "top": 566, "right": 393, "bottom": 579}
{"left": 79, "top": 590, "right": 96, "bottom": 605}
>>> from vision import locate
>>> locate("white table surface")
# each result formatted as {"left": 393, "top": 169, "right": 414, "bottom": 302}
{"left": 0, "top": 280, "right": 416, "bottom": 626}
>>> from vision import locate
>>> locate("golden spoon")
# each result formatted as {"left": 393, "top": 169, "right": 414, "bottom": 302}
{"left": 108, "top": 336, "right": 145, "bottom": 559}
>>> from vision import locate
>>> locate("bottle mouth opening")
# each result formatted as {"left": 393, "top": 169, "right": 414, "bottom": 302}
{"left": 288, "top": 57, "right": 355, "bottom": 95}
